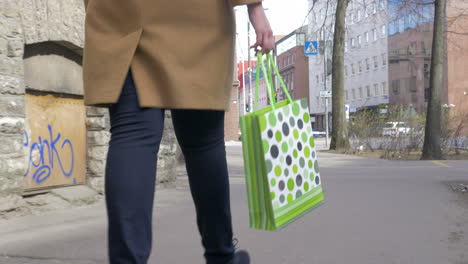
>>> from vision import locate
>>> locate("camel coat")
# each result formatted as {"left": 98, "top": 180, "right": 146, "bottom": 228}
{"left": 83, "top": 0, "right": 262, "bottom": 110}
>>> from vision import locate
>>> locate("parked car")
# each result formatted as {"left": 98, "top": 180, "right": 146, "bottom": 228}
{"left": 382, "top": 122, "right": 411, "bottom": 137}
{"left": 312, "top": 130, "right": 327, "bottom": 138}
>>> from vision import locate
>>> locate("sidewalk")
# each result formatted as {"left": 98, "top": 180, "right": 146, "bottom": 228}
{"left": 1, "top": 146, "right": 467, "bottom": 263}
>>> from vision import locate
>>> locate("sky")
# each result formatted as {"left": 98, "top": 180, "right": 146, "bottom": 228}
{"left": 235, "top": 0, "right": 310, "bottom": 61}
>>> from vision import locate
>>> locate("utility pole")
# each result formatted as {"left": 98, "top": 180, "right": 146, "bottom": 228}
{"left": 323, "top": 46, "right": 329, "bottom": 148}
{"left": 247, "top": 21, "right": 254, "bottom": 112}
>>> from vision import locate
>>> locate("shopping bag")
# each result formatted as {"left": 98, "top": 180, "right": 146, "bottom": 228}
{"left": 240, "top": 53, "right": 324, "bottom": 231}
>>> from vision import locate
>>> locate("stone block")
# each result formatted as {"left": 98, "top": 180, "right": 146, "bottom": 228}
{"left": 0, "top": 75, "right": 25, "bottom": 94}
{"left": 50, "top": 185, "right": 99, "bottom": 205}
{"left": 0, "top": 135, "right": 22, "bottom": 155}
{"left": 0, "top": 117, "right": 24, "bottom": 134}
{"left": 0, "top": 56, "right": 24, "bottom": 76}
{"left": 86, "top": 106, "right": 108, "bottom": 117}
{"left": 0, "top": 95, "right": 25, "bottom": 117}
{"left": 157, "top": 155, "right": 177, "bottom": 184}
{"left": 5, "top": 19, "right": 22, "bottom": 38}
{"left": 86, "top": 116, "right": 106, "bottom": 131}
{"left": 87, "top": 131, "right": 110, "bottom": 146}
{"left": 0, "top": 38, "right": 7, "bottom": 55}
{"left": 87, "top": 145, "right": 108, "bottom": 160}
{"left": 88, "top": 176, "right": 104, "bottom": 194}
{"left": 0, "top": 169, "right": 23, "bottom": 193}
{"left": 0, "top": 0, "right": 19, "bottom": 18}
{"left": 87, "top": 159, "right": 106, "bottom": 177}
{"left": 0, "top": 195, "right": 21, "bottom": 212}
{"left": 7, "top": 40, "right": 23, "bottom": 57}
{"left": 0, "top": 157, "right": 26, "bottom": 176}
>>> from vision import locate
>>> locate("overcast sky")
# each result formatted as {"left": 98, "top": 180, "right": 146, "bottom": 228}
{"left": 235, "top": 0, "right": 309, "bottom": 61}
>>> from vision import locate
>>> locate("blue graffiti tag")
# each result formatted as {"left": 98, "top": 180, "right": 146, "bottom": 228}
{"left": 24, "top": 124, "right": 75, "bottom": 184}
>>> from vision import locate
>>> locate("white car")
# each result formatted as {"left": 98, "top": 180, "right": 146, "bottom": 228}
{"left": 312, "top": 131, "right": 327, "bottom": 138}
{"left": 382, "top": 122, "right": 411, "bottom": 137}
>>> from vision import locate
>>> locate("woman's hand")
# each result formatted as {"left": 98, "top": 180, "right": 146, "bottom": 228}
{"left": 248, "top": 3, "right": 274, "bottom": 54}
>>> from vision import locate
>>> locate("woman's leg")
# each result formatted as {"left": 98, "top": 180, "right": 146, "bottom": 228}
{"left": 105, "top": 70, "right": 165, "bottom": 264}
{"left": 171, "top": 109, "right": 235, "bottom": 264}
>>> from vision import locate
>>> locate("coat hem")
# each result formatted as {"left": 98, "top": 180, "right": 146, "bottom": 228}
{"left": 84, "top": 100, "right": 230, "bottom": 112}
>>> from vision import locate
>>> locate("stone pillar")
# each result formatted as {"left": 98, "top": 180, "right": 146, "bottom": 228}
{"left": 0, "top": 0, "right": 26, "bottom": 212}
{"left": 157, "top": 111, "right": 178, "bottom": 184}
{"left": 85, "top": 107, "right": 110, "bottom": 194}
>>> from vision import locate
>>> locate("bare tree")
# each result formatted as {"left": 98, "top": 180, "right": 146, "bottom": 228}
{"left": 330, "top": 0, "right": 351, "bottom": 151}
{"left": 421, "top": 0, "right": 446, "bottom": 160}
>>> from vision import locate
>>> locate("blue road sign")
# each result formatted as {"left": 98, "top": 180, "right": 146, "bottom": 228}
{"left": 304, "top": 41, "right": 318, "bottom": 55}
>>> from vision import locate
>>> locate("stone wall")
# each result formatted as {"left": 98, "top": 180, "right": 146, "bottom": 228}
{"left": 0, "top": 0, "right": 26, "bottom": 212}
{"left": 0, "top": 0, "right": 179, "bottom": 213}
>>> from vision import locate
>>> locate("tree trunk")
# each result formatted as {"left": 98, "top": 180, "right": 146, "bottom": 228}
{"left": 330, "top": 0, "right": 351, "bottom": 151}
{"left": 421, "top": 0, "right": 446, "bottom": 160}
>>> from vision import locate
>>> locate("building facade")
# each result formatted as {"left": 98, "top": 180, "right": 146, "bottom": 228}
{"left": 308, "top": 0, "right": 467, "bottom": 133}
{"left": 308, "top": 0, "right": 389, "bottom": 131}
{"left": 276, "top": 27, "right": 310, "bottom": 108}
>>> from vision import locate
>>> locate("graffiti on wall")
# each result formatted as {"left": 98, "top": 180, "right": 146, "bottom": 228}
{"left": 23, "top": 125, "right": 75, "bottom": 185}
{"left": 24, "top": 94, "right": 86, "bottom": 190}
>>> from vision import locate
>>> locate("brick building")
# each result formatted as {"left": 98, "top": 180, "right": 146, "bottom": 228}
{"left": 275, "top": 27, "right": 310, "bottom": 105}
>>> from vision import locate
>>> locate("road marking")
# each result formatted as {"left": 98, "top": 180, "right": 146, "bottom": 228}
{"left": 431, "top": 160, "right": 452, "bottom": 168}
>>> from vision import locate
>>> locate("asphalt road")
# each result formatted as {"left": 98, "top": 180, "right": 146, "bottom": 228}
{"left": 1, "top": 143, "right": 467, "bottom": 264}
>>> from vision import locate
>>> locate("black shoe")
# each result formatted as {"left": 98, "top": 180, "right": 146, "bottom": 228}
{"left": 230, "top": 250, "right": 250, "bottom": 264}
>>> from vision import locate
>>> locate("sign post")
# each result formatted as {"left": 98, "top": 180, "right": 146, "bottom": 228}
{"left": 345, "top": 104, "right": 350, "bottom": 122}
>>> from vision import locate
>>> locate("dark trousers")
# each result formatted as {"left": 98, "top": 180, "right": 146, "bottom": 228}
{"left": 105, "top": 70, "right": 235, "bottom": 264}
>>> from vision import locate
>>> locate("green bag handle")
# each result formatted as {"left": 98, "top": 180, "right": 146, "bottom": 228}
{"left": 254, "top": 52, "right": 294, "bottom": 112}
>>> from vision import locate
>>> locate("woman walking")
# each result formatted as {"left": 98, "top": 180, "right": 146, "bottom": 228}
{"left": 82, "top": 0, "right": 274, "bottom": 263}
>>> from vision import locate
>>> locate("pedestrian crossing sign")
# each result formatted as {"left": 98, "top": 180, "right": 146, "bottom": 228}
{"left": 304, "top": 41, "right": 318, "bottom": 55}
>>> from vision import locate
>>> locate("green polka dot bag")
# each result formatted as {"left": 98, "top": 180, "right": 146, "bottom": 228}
{"left": 239, "top": 53, "right": 324, "bottom": 231}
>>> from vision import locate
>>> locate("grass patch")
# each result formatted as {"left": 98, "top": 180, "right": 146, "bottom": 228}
{"left": 321, "top": 148, "right": 468, "bottom": 160}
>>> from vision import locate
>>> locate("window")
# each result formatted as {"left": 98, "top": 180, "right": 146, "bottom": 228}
{"left": 365, "top": 32, "right": 369, "bottom": 43}
{"left": 381, "top": 25, "right": 386, "bottom": 36}
{"left": 345, "top": 40, "right": 348, "bottom": 52}
{"left": 373, "top": 28, "right": 378, "bottom": 41}
{"left": 373, "top": 56, "right": 378, "bottom": 69}
{"left": 359, "top": 87, "right": 363, "bottom": 98}
{"left": 381, "top": 53, "right": 387, "bottom": 65}
{"left": 365, "top": 6, "right": 369, "bottom": 18}
{"left": 389, "top": 20, "right": 397, "bottom": 35}
{"left": 351, "top": 63, "right": 355, "bottom": 74}
{"left": 374, "top": 83, "right": 379, "bottom": 96}
{"left": 392, "top": 80, "right": 400, "bottom": 95}
{"left": 372, "top": 1, "right": 377, "bottom": 14}
{"left": 351, "top": 13, "right": 355, "bottom": 24}
{"left": 351, "top": 38, "right": 356, "bottom": 47}
{"left": 380, "top": 0, "right": 385, "bottom": 9}
{"left": 424, "top": 63, "right": 430, "bottom": 78}
{"left": 352, "top": 89, "right": 356, "bottom": 99}
{"left": 399, "top": 18, "right": 405, "bottom": 33}
{"left": 382, "top": 81, "right": 387, "bottom": 95}
{"left": 358, "top": 61, "right": 362, "bottom": 73}
{"left": 345, "top": 65, "right": 348, "bottom": 76}
{"left": 366, "top": 85, "right": 371, "bottom": 97}
{"left": 358, "top": 35, "right": 362, "bottom": 45}
{"left": 409, "top": 77, "right": 416, "bottom": 92}
{"left": 365, "top": 58, "right": 370, "bottom": 71}
{"left": 357, "top": 9, "right": 361, "bottom": 21}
